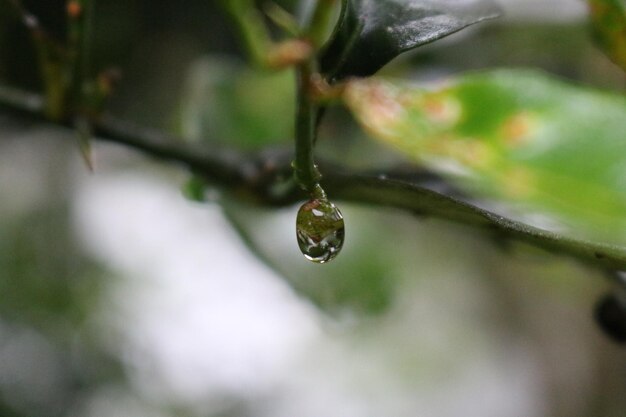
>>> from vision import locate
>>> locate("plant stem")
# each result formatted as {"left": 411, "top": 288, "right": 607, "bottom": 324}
{"left": 66, "top": 0, "right": 97, "bottom": 169}
{"left": 7, "top": 0, "right": 69, "bottom": 120}
{"left": 292, "top": 0, "right": 340, "bottom": 197}
{"left": 219, "top": 0, "right": 273, "bottom": 68}
{"left": 67, "top": 0, "right": 96, "bottom": 108}
{"left": 294, "top": 62, "right": 323, "bottom": 196}
{"left": 307, "top": 0, "right": 338, "bottom": 47}
{"left": 3, "top": 85, "right": 626, "bottom": 273}
{"left": 263, "top": 2, "right": 300, "bottom": 36}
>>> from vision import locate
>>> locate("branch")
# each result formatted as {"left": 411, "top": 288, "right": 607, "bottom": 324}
{"left": 2, "top": 85, "right": 626, "bottom": 274}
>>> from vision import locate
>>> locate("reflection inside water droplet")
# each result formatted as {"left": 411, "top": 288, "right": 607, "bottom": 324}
{"left": 296, "top": 198, "right": 345, "bottom": 264}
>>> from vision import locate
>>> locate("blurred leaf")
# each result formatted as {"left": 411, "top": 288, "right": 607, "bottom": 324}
{"left": 343, "top": 69, "right": 626, "bottom": 241}
{"left": 319, "top": 0, "right": 500, "bottom": 82}
{"left": 178, "top": 57, "right": 295, "bottom": 149}
{"left": 589, "top": 0, "right": 626, "bottom": 71}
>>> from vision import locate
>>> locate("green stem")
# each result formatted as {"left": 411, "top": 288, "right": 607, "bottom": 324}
{"left": 219, "top": 0, "right": 273, "bottom": 67}
{"left": 6, "top": 0, "right": 69, "bottom": 120}
{"left": 263, "top": 2, "right": 300, "bottom": 36}
{"left": 307, "top": 0, "right": 338, "bottom": 47}
{"left": 66, "top": 0, "right": 97, "bottom": 169}
{"left": 39, "top": 57, "right": 67, "bottom": 121}
{"left": 292, "top": 0, "right": 340, "bottom": 197}
{"left": 294, "top": 62, "right": 323, "bottom": 197}
{"left": 68, "top": 0, "right": 96, "bottom": 109}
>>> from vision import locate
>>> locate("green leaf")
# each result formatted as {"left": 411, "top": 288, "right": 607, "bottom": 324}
{"left": 342, "top": 69, "right": 626, "bottom": 242}
{"left": 319, "top": 0, "right": 501, "bottom": 82}
{"left": 589, "top": 0, "right": 626, "bottom": 71}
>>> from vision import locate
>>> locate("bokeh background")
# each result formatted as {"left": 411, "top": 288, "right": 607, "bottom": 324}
{"left": 1, "top": 0, "right": 625, "bottom": 416}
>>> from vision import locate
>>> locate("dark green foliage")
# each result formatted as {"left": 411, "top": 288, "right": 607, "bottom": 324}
{"left": 319, "top": 0, "right": 500, "bottom": 81}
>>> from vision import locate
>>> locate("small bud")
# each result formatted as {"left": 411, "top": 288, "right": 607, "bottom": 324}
{"left": 309, "top": 73, "right": 346, "bottom": 102}
{"left": 67, "top": 1, "right": 82, "bottom": 19}
{"left": 266, "top": 39, "right": 314, "bottom": 70}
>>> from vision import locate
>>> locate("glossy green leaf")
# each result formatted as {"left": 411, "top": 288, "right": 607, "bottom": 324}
{"left": 319, "top": 0, "right": 501, "bottom": 82}
{"left": 589, "top": 0, "right": 626, "bottom": 71}
{"left": 343, "top": 69, "right": 626, "bottom": 242}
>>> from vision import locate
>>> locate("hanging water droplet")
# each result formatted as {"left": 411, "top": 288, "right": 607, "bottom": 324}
{"left": 296, "top": 198, "right": 345, "bottom": 264}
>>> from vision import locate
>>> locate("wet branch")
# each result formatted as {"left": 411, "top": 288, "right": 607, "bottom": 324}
{"left": 2, "top": 85, "right": 626, "bottom": 273}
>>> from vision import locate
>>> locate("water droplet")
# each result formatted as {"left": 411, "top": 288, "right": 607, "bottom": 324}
{"left": 296, "top": 198, "right": 345, "bottom": 264}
